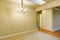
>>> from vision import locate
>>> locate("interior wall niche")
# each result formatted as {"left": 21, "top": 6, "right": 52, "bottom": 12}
{"left": 53, "top": 8, "right": 60, "bottom": 31}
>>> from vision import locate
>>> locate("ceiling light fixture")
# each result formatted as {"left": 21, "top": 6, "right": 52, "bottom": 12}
{"left": 17, "top": 0, "right": 27, "bottom": 13}
{"left": 28, "top": 0, "right": 46, "bottom": 5}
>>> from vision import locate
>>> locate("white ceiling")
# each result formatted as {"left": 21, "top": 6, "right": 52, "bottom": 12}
{"left": 43, "top": 0, "right": 54, "bottom": 2}
{"left": 27, "top": 0, "right": 55, "bottom": 5}
{"left": 1, "top": 0, "right": 39, "bottom": 7}
{"left": 1, "top": 0, "right": 54, "bottom": 7}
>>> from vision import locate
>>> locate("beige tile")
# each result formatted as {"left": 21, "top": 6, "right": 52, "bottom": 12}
{"left": 0, "top": 31, "right": 60, "bottom": 40}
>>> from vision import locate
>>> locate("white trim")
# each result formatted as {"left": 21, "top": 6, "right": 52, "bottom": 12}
{"left": 53, "top": 29, "right": 60, "bottom": 32}
{"left": 0, "top": 29, "right": 37, "bottom": 39}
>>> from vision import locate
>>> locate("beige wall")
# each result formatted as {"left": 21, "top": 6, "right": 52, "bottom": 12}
{"left": 40, "top": 14, "right": 42, "bottom": 27}
{"left": 41, "top": 9, "right": 53, "bottom": 31}
{"left": 0, "top": 1, "right": 36, "bottom": 36}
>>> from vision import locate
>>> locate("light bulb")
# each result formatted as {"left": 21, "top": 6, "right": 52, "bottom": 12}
{"left": 23, "top": 8, "right": 27, "bottom": 13}
{"left": 20, "top": 8, "right": 23, "bottom": 11}
{"left": 17, "top": 8, "right": 23, "bottom": 12}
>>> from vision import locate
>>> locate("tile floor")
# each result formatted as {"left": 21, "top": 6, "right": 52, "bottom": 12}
{"left": 16, "top": 31, "right": 60, "bottom": 40}
{"left": 0, "top": 31, "right": 60, "bottom": 40}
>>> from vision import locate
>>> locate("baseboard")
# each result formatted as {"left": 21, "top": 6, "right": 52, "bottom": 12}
{"left": 53, "top": 28, "right": 60, "bottom": 32}
{"left": 0, "top": 29, "right": 37, "bottom": 39}
{"left": 38, "top": 27, "right": 54, "bottom": 32}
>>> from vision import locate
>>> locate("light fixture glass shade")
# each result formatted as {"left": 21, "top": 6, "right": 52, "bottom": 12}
{"left": 23, "top": 8, "right": 27, "bottom": 13}
{"left": 17, "top": 7, "right": 27, "bottom": 13}
{"left": 17, "top": 0, "right": 27, "bottom": 13}
{"left": 20, "top": 7, "right": 23, "bottom": 11}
